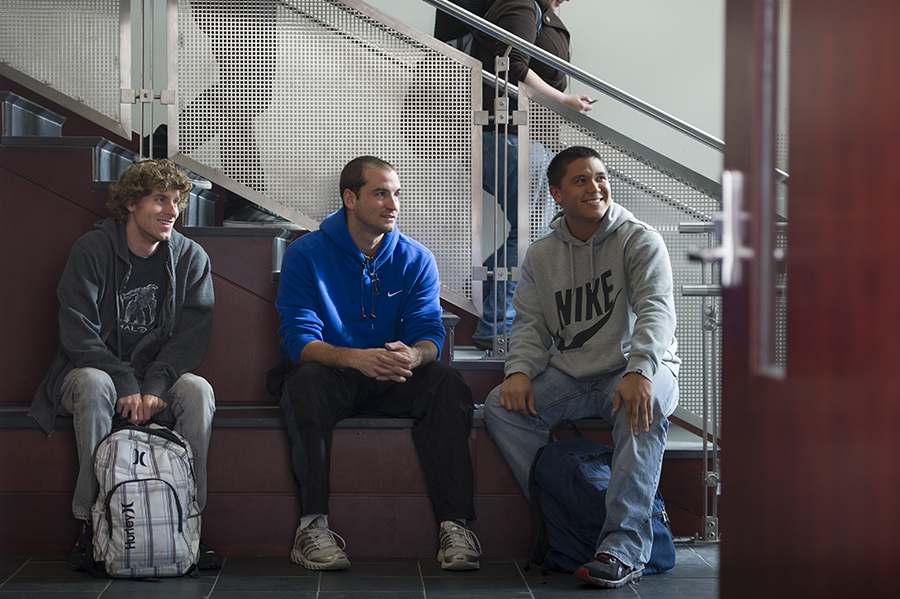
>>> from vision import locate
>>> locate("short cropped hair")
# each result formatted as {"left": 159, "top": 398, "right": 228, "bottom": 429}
{"left": 547, "top": 146, "right": 604, "bottom": 189}
{"left": 106, "top": 159, "right": 192, "bottom": 222}
{"left": 339, "top": 156, "right": 396, "bottom": 199}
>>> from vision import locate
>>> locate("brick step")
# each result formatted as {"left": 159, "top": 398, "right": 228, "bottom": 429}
{"left": 0, "top": 407, "right": 705, "bottom": 557}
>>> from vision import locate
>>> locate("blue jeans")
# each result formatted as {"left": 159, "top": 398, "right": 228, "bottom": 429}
{"left": 483, "top": 364, "right": 679, "bottom": 569}
{"left": 476, "top": 131, "right": 519, "bottom": 340}
{"left": 59, "top": 367, "right": 216, "bottom": 520}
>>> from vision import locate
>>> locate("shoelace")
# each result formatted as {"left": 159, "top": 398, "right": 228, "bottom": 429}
{"left": 304, "top": 526, "right": 347, "bottom": 552}
{"left": 441, "top": 524, "right": 482, "bottom": 556}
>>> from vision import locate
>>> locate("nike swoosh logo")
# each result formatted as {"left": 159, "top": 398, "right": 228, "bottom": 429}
{"left": 387, "top": 289, "right": 403, "bottom": 297}
{"left": 556, "top": 290, "right": 621, "bottom": 352}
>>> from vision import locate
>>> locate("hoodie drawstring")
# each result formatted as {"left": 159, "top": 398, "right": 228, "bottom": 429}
{"left": 567, "top": 243, "right": 575, "bottom": 296}
{"left": 589, "top": 235, "right": 595, "bottom": 281}
{"left": 361, "top": 257, "right": 381, "bottom": 328}
{"left": 566, "top": 235, "right": 596, "bottom": 297}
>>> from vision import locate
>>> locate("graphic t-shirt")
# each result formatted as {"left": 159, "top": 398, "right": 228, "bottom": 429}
{"left": 108, "top": 248, "right": 168, "bottom": 361}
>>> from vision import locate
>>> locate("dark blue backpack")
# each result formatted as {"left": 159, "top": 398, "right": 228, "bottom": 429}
{"left": 527, "top": 420, "right": 676, "bottom": 574}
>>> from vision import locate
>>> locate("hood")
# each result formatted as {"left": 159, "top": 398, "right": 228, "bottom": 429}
{"left": 548, "top": 202, "right": 635, "bottom": 290}
{"left": 319, "top": 208, "right": 400, "bottom": 270}
{"left": 319, "top": 208, "right": 401, "bottom": 325}
{"left": 548, "top": 201, "right": 633, "bottom": 247}
{"left": 95, "top": 218, "right": 131, "bottom": 264}
{"left": 93, "top": 217, "right": 185, "bottom": 263}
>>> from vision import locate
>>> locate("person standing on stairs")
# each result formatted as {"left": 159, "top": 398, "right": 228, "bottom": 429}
{"left": 472, "top": 0, "right": 593, "bottom": 350}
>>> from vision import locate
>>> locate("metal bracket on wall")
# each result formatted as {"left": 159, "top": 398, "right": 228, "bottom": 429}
{"left": 702, "top": 516, "right": 719, "bottom": 541}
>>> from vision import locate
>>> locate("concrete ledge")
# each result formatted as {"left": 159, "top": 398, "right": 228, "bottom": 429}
{"left": 0, "top": 404, "right": 614, "bottom": 432}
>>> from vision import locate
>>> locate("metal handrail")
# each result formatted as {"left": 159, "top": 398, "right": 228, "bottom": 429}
{"left": 421, "top": 0, "right": 725, "bottom": 151}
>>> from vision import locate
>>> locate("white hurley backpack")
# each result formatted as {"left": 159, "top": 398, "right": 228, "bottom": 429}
{"left": 90, "top": 422, "right": 200, "bottom": 578}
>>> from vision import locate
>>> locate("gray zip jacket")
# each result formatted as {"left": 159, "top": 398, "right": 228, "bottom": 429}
{"left": 29, "top": 218, "right": 214, "bottom": 436}
{"left": 505, "top": 203, "right": 680, "bottom": 383}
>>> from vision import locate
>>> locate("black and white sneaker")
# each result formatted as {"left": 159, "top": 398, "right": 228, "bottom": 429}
{"left": 291, "top": 521, "right": 350, "bottom": 571}
{"left": 197, "top": 538, "right": 223, "bottom": 570}
{"left": 574, "top": 553, "right": 643, "bottom": 588}
{"left": 67, "top": 520, "right": 92, "bottom": 571}
{"left": 184, "top": 169, "right": 212, "bottom": 190}
{"left": 223, "top": 205, "right": 303, "bottom": 230}
{"left": 437, "top": 521, "right": 481, "bottom": 571}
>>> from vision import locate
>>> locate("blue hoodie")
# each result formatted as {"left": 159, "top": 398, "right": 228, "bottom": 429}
{"left": 276, "top": 208, "right": 445, "bottom": 365}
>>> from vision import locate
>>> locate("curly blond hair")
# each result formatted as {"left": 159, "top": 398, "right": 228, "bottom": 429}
{"left": 106, "top": 159, "right": 192, "bottom": 222}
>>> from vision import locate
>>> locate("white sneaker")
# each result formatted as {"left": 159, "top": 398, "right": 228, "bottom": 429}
{"left": 290, "top": 521, "right": 350, "bottom": 571}
{"left": 437, "top": 521, "right": 481, "bottom": 571}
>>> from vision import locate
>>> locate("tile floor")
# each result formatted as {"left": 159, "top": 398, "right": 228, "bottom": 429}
{"left": 0, "top": 542, "right": 718, "bottom": 598}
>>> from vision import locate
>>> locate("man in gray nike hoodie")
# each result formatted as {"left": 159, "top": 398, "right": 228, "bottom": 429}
{"left": 484, "top": 146, "right": 680, "bottom": 588}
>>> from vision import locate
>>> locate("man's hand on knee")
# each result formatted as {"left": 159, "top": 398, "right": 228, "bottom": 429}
{"left": 499, "top": 373, "right": 537, "bottom": 417}
{"left": 613, "top": 373, "right": 653, "bottom": 435}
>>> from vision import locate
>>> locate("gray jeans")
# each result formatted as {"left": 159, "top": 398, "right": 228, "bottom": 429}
{"left": 58, "top": 367, "right": 215, "bottom": 520}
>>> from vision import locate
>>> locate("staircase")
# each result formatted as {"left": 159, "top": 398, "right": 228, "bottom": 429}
{"left": 0, "top": 76, "right": 710, "bottom": 557}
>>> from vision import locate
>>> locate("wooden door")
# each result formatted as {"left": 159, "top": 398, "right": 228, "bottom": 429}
{"left": 721, "top": 0, "right": 900, "bottom": 597}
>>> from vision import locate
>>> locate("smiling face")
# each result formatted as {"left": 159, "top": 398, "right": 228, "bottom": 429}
{"left": 343, "top": 167, "right": 401, "bottom": 255}
{"left": 549, "top": 156, "right": 612, "bottom": 241}
{"left": 125, "top": 186, "right": 181, "bottom": 256}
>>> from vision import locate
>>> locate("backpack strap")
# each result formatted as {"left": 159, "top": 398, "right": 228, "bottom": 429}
{"left": 112, "top": 421, "right": 187, "bottom": 449}
{"left": 547, "top": 418, "right": 582, "bottom": 442}
{"left": 78, "top": 547, "right": 110, "bottom": 579}
{"left": 528, "top": 416, "right": 582, "bottom": 566}
{"left": 527, "top": 443, "right": 550, "bottom": 566}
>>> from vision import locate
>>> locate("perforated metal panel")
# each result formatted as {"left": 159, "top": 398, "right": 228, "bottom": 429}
{"left": 175, "top": 0, "right": 481, "bottom": 309}
{"left": 0, "top": 0, "right": 129, "bottom": 138}
{"left": 521, "top": 87, "right": 721, "bottom": 423}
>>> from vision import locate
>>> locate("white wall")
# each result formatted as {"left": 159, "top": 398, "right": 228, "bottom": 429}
{"left": 366, "top": 0, "right": 725, "bottom": 180}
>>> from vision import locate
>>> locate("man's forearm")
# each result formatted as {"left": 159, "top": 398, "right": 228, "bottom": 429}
{"left": 301, "top": 340, "right": 437, "bottom": 368}
{"left": 298, "top": 340, "right": 360, "bottom": 370}
{"left": 410, "top": 340, "right": 438, "bottom": 369}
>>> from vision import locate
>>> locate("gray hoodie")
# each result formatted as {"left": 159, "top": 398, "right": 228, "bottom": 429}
{"left": 29, "top": 218, "right": 214, "bottom": 436}
{"left": 505, "top": 202, "right": 680, "bottom": 383}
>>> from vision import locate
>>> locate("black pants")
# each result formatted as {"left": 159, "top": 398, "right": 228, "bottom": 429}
{"left": 279, "top": 361, "right": 477, "bottom": 523}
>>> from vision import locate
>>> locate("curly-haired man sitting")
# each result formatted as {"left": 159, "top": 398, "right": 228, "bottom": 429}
{"left": 29, "top": 159, "right": 221, "bottom": 571}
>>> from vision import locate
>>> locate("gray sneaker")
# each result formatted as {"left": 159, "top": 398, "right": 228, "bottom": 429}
{"left": 437, "top": 521, "right": 481, "bottom": 571}
{"left": 223, "top": 205, "right": 304, "bottom": 230}
{"left": 290, "top": 522, "right": 350, "bottom": 571}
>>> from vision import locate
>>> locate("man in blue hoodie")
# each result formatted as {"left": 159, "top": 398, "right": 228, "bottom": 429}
{"left": 484, "top": 146, "right": 680, "bottom": 588}
{"left": 274, "top": 156, "right": 480, "bottom": 571}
